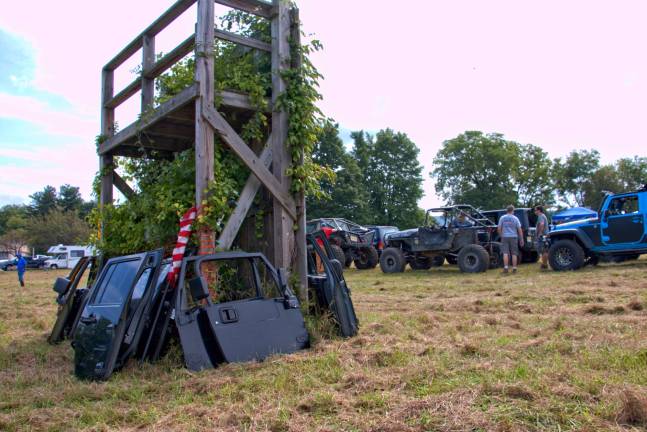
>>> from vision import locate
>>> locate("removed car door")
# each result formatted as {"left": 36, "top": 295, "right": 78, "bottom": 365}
{"left": 73, "top": 250, "right": 162, "bottom": 380}
{"left": 175, "top": 252, "right": 309, "bottom": 371}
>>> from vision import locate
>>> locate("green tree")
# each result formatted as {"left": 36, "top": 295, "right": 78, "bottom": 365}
{"left": 553, "top": 150, "right": 600, "bottom": 207}
{"left": 581, "top": 165, "right": 623, "bottom": 210}
{"left": 513, "top": 144, "right": 555, "bottom": 207}
{"left": 616, "top": 156, "right": 647, "bottom": 191}
{"left": 57, "top": 184, "right": 84, "bottom": 212}
{"left": 308, "top": 121, "right": 369, "bottom": 221}
{"left": 432, "top": 131, "right": 519, "bottom": 209}
{"left": 29, "top": 185, "right": 58, "bottom": 216}
{"left": 363, "top": 129, "right": 424, "bottom": 228}
{"left": 0, "top": 204, "right": 29, "bottom": 236}
{"left": 0, "top": 228, "right": 28, "bottom": 256}
{"left": 351, "top": 130, "right": 373, "bottom": 175}
{"left": 24, "top": 209, "right": 91, "bottom": 253}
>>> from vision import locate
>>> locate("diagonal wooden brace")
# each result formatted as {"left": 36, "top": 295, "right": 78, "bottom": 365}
{"left": 218, "top": 140, "right": 272, "bottom": 250}
{"left": 112, "top": 172, "right": 136, "bottom": 200}
{"left": 201, "top": 104, "right": 297, "bottom": 221}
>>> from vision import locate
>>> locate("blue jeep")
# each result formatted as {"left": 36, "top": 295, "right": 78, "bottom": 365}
{"left": 547, "top": 185, "right": 647, "bottom": 270}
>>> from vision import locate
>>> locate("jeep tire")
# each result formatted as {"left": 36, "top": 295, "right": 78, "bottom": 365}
{"left": 548, "top": 239, "right": 585, "bottom": 271}
{"left": 457, "top": 244, "right": 489, "bottom": 273}
{"left": 344, "top": 251, "right": 353, "bottom": 268}
{"left": 380, "top": 247, "right": 406, "bottom": 273}
{"left": 329, "top": 245, "right": 346, "bottom": 268}
{"left": 355, "top": 246, "right": 379, "bottom": 269}
{"left": 431, "top": 255, "right": 445, "bottom": 267}
{"left": 488, "top": 242, "right": 503, "bottom": 269}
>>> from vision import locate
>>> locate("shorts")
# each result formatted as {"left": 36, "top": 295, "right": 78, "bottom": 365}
{"left": 535, "top": 239, "right": 547, "bottom": 254}
{"left": 501, "top": 237, "right": 519, "bottom": 256}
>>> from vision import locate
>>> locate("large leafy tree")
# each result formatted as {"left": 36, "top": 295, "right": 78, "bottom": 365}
{"left": 308, "top": 121, "right": 369, "bottom": 221}
{"left": 616, "top": 157, "right": 647, "bottom": 191}
{"left": 24, "top": 209, "right": 91, "bottom": 253}
{"left": 358, "top": 129, "right": 424, "bottom": 228}
{"left": 57, "top": 184, "right": 84, "bottom": 212}
{"left": 513, "top": 144, "right": 555, "bottom": 207}
{"left": 29, "top": 185, "right": 58, "bottom": 216}
{"left": 553, "top": 149, "right": 600, "bottom": 207}
{"left": 581, "top": 165, "right": 623, "bottom": 210}
{"left": 432, "top": 131, "right": 519, "bottom": 209}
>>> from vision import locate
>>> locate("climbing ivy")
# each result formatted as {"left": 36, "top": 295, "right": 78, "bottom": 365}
{"left": 90, "top": 8, "right": 330, "bottom": 255}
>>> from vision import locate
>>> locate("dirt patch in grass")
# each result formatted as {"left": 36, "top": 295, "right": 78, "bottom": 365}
{"left": 617, "top": 389, "right": 647, "bottom": 427}
{"left": 584, "top": 305, "right": 626, "bottom": 315}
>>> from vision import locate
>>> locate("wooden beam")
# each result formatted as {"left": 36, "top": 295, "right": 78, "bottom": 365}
{"left": 270, "top": 0, "right": 293, "bottom": 270}
{"left": 218, "top": 90, "right": 270, "bottom": 112}
{"left": 195, "top": 0, "right": 216, "bottom": 255}
{"left": 144, "top": 34, "right": 195, "bottom": 80}
{"left": 218, "top": 139, "right": 272, "bottom": 250}
{"left": 112, "top": 172, "right": 136, "bottom": 200}
{"left": 105, "top": 79, "right": 141, "bottom": 109}
{"left": 214, "top": 0, "right": 274, "bottom": 19}
{"left": 105, "top": 0, "right": 196, "bottom": 71}
{"left": 142, "top": 34, "right": 156, "bottom": 110}
{"left": 100, "top": 84, "right": 199, "bottom": 155}
{"left": 100, "top": 69, "right": 115, "bottom": 206}
{"left": 202, "top": 105, "right": 296, "bottom": 220}
{"left": 214, "top": 28, "right": 271, "bottom": 52}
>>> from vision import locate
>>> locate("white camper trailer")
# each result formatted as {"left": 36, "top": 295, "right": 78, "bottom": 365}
{"left": 45, "top": 245, "right": 95, "bottom": 269}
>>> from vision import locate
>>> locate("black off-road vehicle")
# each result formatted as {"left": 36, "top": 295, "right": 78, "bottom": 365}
{"left": 306, "top": 218, "right": 378, "bottom": 269}
{"left": 380, "top": 205, "right": 500, "bottom": 273}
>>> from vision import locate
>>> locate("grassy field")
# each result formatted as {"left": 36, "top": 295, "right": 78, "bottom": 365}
{"left": 1, "top": 259, "right": 647, "bottom": 431}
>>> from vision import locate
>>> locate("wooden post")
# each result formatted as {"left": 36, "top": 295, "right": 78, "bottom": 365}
{"left": 290, "top": 7, "right": 308, "bottom": 300}
{"left": 142, "top": 34, "right": 156, "bottom": 110}
{"left": 100, "top": 68, "right": 115, "bottom": 206}
{"left": 271, "top": 0, "right": 293, "bottom": 272}
{"left": 195, "top": 0, "right": 215, "bottom": 255}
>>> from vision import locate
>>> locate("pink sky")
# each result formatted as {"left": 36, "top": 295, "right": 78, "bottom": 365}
{"left": 0, "top": 0, "right": 645, "bottom": 207}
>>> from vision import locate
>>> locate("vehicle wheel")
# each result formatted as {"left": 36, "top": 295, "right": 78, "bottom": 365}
{"left": 355, "top": 246, "right": 379, "bottom": 269}
{"left": 344, "top": 250, "right": 353, "bottom": 268}
{"left": 329, "top": 245, "right": 346, "bottom": 267}
{"left": 488, "top": 242, "right": 503, "bottom": 269}
{"left": 548, "top": 239, "right": 585, "bottom": 271}
{"left": 380, "top": 248, "right": 406, "bottom": 273}
{"left": 457, "top": 244, "right": 489, "bottom": 273}
{"left": 51, "top": 264, "right": 58, "bottom": 269}
{"left": 410, "top": 257, "right": 432, "bottom": 270}
{"left": 431, "top": 255, "right": 445, "bottom": 267}
{"left": 445, "top": 255, "right": 458, "bottom": 265}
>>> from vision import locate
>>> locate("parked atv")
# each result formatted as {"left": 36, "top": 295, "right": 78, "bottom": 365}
{"left": 547, "top": 185, "right": 647, "bottom": 271}
{"left": 380, "top": 205, "right": 500, "bottom": 273}
{"left": 306, "top": 218, "right": 379, "bottom": 269}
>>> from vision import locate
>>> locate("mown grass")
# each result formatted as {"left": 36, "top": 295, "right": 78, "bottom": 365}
{"left": 1, "top": 258, "right": 647, "bottom": 431}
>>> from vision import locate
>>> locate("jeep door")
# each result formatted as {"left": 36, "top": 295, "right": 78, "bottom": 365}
{"left": 602, "top": 194, "right": 645, "bottom": 246}
{"left": 175, "top": 253, "right": 309, "bottom": 371}
{"left": 73, "top": 250, "right": 162, "bottom": 380}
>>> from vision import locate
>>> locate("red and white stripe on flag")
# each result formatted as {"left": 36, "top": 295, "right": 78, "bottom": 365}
{"left": 167, "top": 206, "right": 198, "bottom": 287}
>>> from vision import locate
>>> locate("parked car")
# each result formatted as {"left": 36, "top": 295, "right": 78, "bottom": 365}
{"left": 306, "top": 218, "right": 379, "bottom": 269}
{"left": 547, "top": 185, "right": 647, "bottom": 270}
{"left": 380, "top": 205, "right": 500, "bottom": 273}
{"left": 482, "top": 207, "right": 539, "bottom": 263}
{"left": 366, "top": 225, "right": 399, "bottom": 257}
{"left": 1, "top": 256, "right": 48, "bottom": 271}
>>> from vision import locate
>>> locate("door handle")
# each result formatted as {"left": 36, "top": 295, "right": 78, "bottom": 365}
{"left": 219, "top": 308, "right": 238, "bottom": 323}
{"left": 80, "top": 315, "right": 97, "bottom": 324}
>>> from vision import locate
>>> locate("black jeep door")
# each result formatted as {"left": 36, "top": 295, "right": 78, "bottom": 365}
{"left": 73, "top": 250, "right": 162, "bottom": 380}
{"left": 175, "top": 252, "right": 309, "bottom": 371}
{"left": 602, "top": 194, "right": 644, "bottom": 245}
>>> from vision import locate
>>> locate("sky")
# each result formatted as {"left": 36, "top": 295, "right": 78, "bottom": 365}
{"left": 0, "top": 0, "right": 646, "bottom": 209}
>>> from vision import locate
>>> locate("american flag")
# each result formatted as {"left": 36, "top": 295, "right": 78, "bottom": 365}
{"left": 167, "top": 206, "right": 198, "bottom": 287}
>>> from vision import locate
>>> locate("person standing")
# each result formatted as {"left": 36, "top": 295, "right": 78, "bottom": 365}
{"left": 497, "top": 205, "right": 524, "bottom": 274}
{"left": 16, "top": 253, "right": 26, "bottom": 287}
{"left": 534, "top": 205, "right": 550, "bottom": 270}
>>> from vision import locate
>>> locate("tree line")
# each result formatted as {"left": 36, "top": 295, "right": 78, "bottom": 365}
{"left": 433, "top": 131, "right": 647, "bottom": 211}
{"left": 0, "top": 185, "right": 94, "bottom": 255}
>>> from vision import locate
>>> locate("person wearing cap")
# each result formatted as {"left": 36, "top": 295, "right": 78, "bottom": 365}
{"left": 16, "top": 253, "right": 26, "bottom": 287}
{"left": 497, "top": 205, "right": 524, "bottom": 274}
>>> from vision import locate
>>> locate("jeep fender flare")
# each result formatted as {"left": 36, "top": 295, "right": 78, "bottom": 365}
{"left": 548, "top": 229, "right": 594, "bottom": 251}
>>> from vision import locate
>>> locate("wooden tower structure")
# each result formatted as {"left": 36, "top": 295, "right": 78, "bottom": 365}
{"left": 97, "top": 0, "right": 308, "bottom": 298}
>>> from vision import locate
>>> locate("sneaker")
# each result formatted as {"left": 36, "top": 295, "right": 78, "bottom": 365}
{"left": 502, "top": 268, "right": 509, "bottom": 274}
{"left": 512, "top": 268, "right": 518, "bottom": 273}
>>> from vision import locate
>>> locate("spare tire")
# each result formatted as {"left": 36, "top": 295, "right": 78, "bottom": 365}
{"left": 457, "top": 244, "right": 489, "bottom": 273}
{"left": 380, "top": 247, "right": 406, "bottom": 273}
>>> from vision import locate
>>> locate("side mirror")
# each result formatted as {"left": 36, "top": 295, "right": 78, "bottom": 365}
{"left": 188, "top": 276, "right": 210, "bottom": 301}
{"left": 329, "top": 259, "right": 344, "bottom": 278}
{"left": 53, "top": 277, "right": 70, "bottom": 295}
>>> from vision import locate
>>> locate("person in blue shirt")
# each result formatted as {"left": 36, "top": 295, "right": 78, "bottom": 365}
{"left": 16, "top": 253, "right": 26, "bottom": 287}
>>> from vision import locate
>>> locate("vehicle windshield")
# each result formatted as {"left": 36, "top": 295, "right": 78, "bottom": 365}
{"left": 426, "top": 211, "right": 447, "bottom": 227}
{"left": 55, "top": 254, "right": 66, "bottom": 260}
